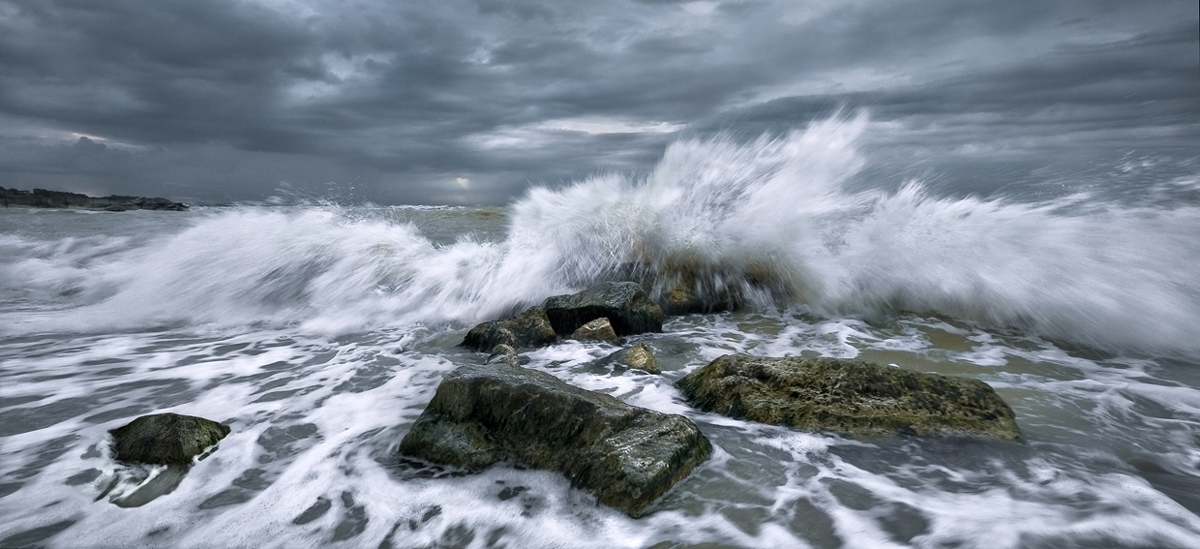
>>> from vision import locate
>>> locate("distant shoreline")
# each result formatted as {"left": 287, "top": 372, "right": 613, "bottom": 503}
{"left": 1, "top": 187, "right": 188, "bottom": 211}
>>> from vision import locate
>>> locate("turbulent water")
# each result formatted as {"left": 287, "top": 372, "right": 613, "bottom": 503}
{"left": 3, "top": 118, "right": 1200, "bottom": 548}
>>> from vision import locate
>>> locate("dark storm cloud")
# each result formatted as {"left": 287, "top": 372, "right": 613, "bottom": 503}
{"left": 0, "top": 0, "right": 1196, "bottom": 204}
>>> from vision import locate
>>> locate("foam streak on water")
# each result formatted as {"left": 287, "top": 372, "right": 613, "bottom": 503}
{"left": 1, "top": 116, "right": 1199, "bottom": 548}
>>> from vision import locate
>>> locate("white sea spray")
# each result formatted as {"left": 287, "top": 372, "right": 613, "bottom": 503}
{"left": 2, "top": 116, "right": 1200, "bottom": 548}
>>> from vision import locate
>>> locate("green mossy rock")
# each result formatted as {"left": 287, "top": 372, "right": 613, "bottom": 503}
{"left": 542, "top": 282, "right": 663, "bottom": 336}
{"left": 677, "top": 354, "right": 1022, "bottom": 442}
{"left": 109, "top": 413, "right": 231, "bottom": 465}
{"left": 399, "top": 361, "right": 711, "bottom": 515}
{"left": 461, "top": 306, "right": 557, "bottom": 351}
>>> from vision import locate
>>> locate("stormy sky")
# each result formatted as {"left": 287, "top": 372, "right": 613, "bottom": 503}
{"left": 1, "top": 0, "right": 1196, "bottom": 205}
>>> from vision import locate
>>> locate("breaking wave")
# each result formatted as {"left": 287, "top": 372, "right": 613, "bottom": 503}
{"left": 2, "top": 114, "right": 1198, "bottom": 356}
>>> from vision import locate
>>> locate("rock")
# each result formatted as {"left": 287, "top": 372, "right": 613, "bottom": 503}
{"left": 659, "top": 269, "right": 740, "bottom": 315}
{"left": 109, "top": 413, "right": 231, "bottom": 465}
{"left": 571, "top": 317, "right": 619, "bottom": 344}
{"left": 616, "top": 253, "right": 802, "bottom": 315}
{"left": 104, "top": 204, "right": 128, "bottom": 212}
{"left": 463, "top": 324, "right": 517, "bottom": 351}
{"left": 398, "top": 361, "right": 712, "bottom": 515}
{"left": 461, "top": 306, "right": 557, "bottom": 351}
{"left": 0, "top": 187, "right": 187, "bottom": 210}
{"left": 128, "top": 196, "right": 189, "bottom": 211}
{"left": 607, "top": 343, "right": 661, "bottom": 374}
{"left": 676, "top": 355, "right": 1022, "bottom": 442}
{"left": 542, "top": 282, "right": 663, "bottom": 337}
{"left": 486, "top": 344, "right": 519, "bottom": 366}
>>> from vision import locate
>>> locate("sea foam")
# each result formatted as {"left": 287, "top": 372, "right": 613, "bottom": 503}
{"left": 1, "top": 115, "right": 1197, "bottom": 357}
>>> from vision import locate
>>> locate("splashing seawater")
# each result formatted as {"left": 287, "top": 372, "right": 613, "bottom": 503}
{"left": 2, "top": 115, "right": 1199, "bottom": 357}
{"left": 4, "top": 115, "right": 1200, "bottom": 549}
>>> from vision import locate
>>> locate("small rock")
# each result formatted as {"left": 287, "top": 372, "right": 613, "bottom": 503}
{"left": 609, "top": 343, "right": 660, "bottom": 374}
{"left": 571, "top": 317, "right": 619, "bottom": 344}
{"left": 109, "top": 413, "right": 231, "bottom": 465}
{"left": 463, "top": 324, "right": 517, "bottom": 351}
{"left": 486, "top": 344, "right": 519, "bottom": 366}
{"left": 399, "top": 361, "right": 711, "bottom": 515}
{"left": 676, "top": 354, "right": 1022, "bottom": 442}
{"left": 542, "top": 282, "right": 663, "bottom": 336}
{"left": 461, "top": 306, "right": 557, "bottom": 351}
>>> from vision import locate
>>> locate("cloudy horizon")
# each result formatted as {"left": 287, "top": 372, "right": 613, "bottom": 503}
{"left": 1, "top": 0, "right": 1196, "bottom": 205}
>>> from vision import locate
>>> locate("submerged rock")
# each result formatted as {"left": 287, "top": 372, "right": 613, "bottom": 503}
{"left": 109, "top": 413, "right": 231, "bottom": 465}
{"left": 571, "top": 317, "right": 619, "bottom": 344}
{"left": 602, "top": 343, "right": 661, "bottom": 374}
{"left": 677, "top": 355, "right": 1022, "bottom": 442}
{"left": 461, "top": 306, "right": 557, "bottom": 351}
{"left": 542, "top": 282, "right": 663, "bottom": 336}
{"left": 398, "top": 361, "right": 712, "bottom": 515}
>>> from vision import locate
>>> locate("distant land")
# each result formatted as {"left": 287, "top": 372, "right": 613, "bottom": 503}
{"left": 1, "top": 187, "right": 188, "bottom": 211}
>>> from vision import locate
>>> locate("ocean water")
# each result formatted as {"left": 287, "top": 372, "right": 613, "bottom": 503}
{"left": 2, "top": 118, "right": 1200, "bottom": 548}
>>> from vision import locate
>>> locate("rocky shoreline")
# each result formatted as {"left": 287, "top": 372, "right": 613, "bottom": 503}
{"left": 1, "top": 187, "right": 188, "bottom": 211}
{"left": 103, "top": 280, "right": 1023, "bottom": 515}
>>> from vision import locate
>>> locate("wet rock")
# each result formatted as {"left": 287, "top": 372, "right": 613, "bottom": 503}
{"left": 614, "top": 251, "right": 801, "bottom": 315}
{"left": 571, "top": 317, "right": 619, "bottom": 344}
{"left": 606, "top": 343, "right": 661, "bottom": 374}
{"left": 542, "top": 282, "right": 663, "bottom": 336}
{"left": 677, "top": 355, "right": 1022, "bottom": 442}
{"left": 464, "top": 324, "right": 516, "bottom": 350}
{"left": 131, "top": 197, "right": 189, "bottom": 211}
{"left": 398, "top": 361, "right": 712, "bottom": 515}
{"left": 486, "top": 344, "right": 519, "bottom": 366}
{"left": 109, "top": 413, "right": 231, "bottom": 465}
{"left": 659, "top": 270, "right": 740, "bottom": 315}
{"left": 461, "top": 306, "right": 557, "bottom": 351}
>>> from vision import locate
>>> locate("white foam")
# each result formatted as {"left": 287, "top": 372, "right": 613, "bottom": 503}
{"left": 4, "top": 116, "right": 1200, "bottom": 357}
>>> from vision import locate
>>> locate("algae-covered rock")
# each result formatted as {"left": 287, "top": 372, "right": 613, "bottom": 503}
{"left": 461, "top": 306, "right": 557, "bottom": 351}
{"left": 603, "top": 343, "right": 661, "bottom": 374}
{"left": 571, "top": 317, "right": 619, "bottom": 344}
{"left": 399, "top": 361, "right": 711, "bottom": 515}
{"left": 677, "top": 355, "right": 1022, "bottom": 442}
{"left": 542, "top": 282, "right": 663, "bottom": 336}
{"left": 109, "top": 413, "right": 231, "bottom": 465}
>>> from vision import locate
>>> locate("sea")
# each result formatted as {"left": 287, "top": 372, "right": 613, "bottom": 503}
{"left": 2, "top": 117, "right": 1200, "bottom": 548}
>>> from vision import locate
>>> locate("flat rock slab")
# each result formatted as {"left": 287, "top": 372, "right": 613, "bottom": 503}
{"left": 110, "top": 413, "right": 231, "bottom": 465}
{"left": 677, "top": 354, "right": 1022, "bottom": 442}
{"left": 399, "top": 361, "right": 711, "bottom": 515}
{"left": 542, "top": 281, "right": 663, "bottom": 336}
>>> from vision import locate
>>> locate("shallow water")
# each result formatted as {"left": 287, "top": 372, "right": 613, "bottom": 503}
{"left": 4, "top": 305, "right": 1199, "bottom": 548}
{"left": 2, "top": 119, "right": 1199, "bottom": 547}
